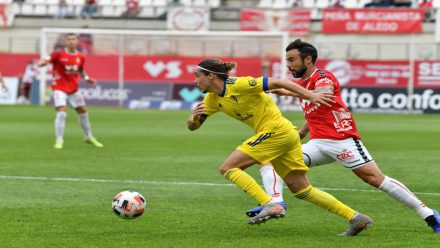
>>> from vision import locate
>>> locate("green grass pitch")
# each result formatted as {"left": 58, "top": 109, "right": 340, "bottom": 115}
{"left": 0, "top": 105, "right": 439, "bottom": 248}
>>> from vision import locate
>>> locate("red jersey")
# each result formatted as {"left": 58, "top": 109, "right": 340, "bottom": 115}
{"left": 50, "top": 49, "right": 85, "bottom": 94}
{"left": 298, "top": 69, "right": 361, "bottom": 140}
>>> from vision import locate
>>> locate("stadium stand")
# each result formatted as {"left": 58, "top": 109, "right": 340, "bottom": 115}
{"left": 0, "top": 0, "right": 439, "bottom": 60}
{"left": 5, "top": 0, "right": 435, "bottom": 18}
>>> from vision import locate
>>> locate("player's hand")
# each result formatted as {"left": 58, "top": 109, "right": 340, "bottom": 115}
{"left": 191, "top": 102, "right": 206, "bottom": 122}
{"left": 309, "top": 92, "right": 335, "bottom": 107}
{"left": 87, "top": 78, "right": 97, "bottom": 86}
{"left": 267, "top": 89, "right": 292, "bottom": 96}
{"left": 37, "top": 59, "right": 48, "bottom": 67}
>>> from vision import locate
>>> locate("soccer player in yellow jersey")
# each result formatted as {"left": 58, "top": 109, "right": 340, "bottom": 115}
{"left": 187, "top": 58, "right": 372, "bottom": 236}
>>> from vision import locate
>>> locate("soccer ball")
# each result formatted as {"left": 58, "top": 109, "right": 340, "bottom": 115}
{"left": 112, "top": 191, "right": 147, "bottom": 220}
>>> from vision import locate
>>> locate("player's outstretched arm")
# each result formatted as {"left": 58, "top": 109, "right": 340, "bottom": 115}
{"left": 267, "top": 88, "right": 296, "bottom": 97}
{"left": 37, "top": 57, "right": 50, "bottom": 67}
{"left": 268, "top": 78, "right": 334, "bottom": 107}
{"left": 187, "top": 103, "right": 208, "bottom": 131}
{"left": 314, "top": 85, "right": 334, "bottom": 94}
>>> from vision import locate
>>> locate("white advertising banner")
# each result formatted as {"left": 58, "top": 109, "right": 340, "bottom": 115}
{"left": 0, "top": 77, "right": 19, "bottom": 105}
{"left": 167, "top": 7, "right": 210, "bottom": 31}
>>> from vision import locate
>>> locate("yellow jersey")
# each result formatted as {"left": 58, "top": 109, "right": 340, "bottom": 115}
{"left": 203, "top": 76, "right": 294, "bottom": 133}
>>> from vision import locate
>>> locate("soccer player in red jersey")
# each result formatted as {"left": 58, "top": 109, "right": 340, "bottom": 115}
{"left": 246, "top": 39, "right": 440, "bottom": 234}
{"left": 38, "top": 33, "right": 103, "bottom": 149}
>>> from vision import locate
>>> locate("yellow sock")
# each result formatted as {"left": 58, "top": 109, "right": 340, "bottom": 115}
{"left": 294, "top": 185, "right": 356, "bottom": 220}
{"left": 224, "top": 168, "right": 272, "bottom": 206}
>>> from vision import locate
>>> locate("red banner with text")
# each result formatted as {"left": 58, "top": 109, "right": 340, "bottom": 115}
{"left": 414, "top": 60, "right": 440, "bottom": 88}
{"left": 0, "top": 54, "right": 262, "bottom": 83}
{"left": 270, "top": 59, "right": 410, "bottom": 88}
{"left": 123, "top": 56, "right": 263, "bottom": 83}
{"left": 240, "top": 9, "right": 311, "bottom": 36}
{"left": 322, "top": 9, "right": 424, "bottom": 34}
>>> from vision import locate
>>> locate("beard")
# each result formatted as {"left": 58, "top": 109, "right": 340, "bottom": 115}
{"left": 292, "top": 65, "right": 307, "bottom": 78}
{"left": 199, "top": 87, "right": 207, "bottom": 94}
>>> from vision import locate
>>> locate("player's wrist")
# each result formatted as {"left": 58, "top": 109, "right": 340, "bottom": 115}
{"left": 84, "top": 76, "right": 90, "bottom": 81}
{"left": 191, "top": 114, "right": 200, "bottom": 124}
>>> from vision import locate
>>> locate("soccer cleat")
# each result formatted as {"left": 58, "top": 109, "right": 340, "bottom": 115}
{"left": 85, "top": 137, "right": 103, "bottom": 148}
{"left": 54, "top": 141, "right": 63, "bottom": 149}
{"left": 425, "top": 209, "right": 440, "bottom": 233}
{"left": 247, "top": 202, "right": 286, "bottom": 225}
{"left": 340, "top": 213, "right": 373, "bottom": 236}
{"left": 246, "top": 201, "right": 287, "bottom": 217}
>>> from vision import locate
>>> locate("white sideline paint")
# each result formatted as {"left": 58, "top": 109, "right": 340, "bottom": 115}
{"left": 1, "top": 175, "right": 439, "bottom": 196}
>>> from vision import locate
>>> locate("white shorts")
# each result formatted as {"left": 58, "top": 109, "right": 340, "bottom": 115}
{"left": 302, "top": 138, "right": 374, "bottom": 170}
{"left": 53, "top": 90, "right": 86, "bottom": 108}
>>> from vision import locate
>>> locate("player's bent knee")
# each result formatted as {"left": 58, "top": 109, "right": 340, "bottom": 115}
{"left": 361, "top": 175, "right": 383, "bottom": 188}
{"left": 219, "top": 165, "right": 229, "bottom": 175}
{"left": 56, "top": 106, "right": 66, "bottom": 112}
{"left": 219, "top": 163, "right": 241, "bottom": 175}
{"left": 283, "top": 170, "right": 310, "bottom": 192}
{"left": 76, "top": 107, "right": 87, "bottom": 114}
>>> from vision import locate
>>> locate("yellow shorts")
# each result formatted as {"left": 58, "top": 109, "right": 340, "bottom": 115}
{"left": 236, "top": 127, "right": 309, "bottom": 178}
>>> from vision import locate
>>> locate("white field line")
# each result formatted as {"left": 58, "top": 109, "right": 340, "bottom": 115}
{"left": 1, "top": 175, "right": 439, "bottom": 196}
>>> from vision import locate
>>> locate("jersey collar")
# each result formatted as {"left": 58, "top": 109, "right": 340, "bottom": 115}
{"left": 64, "top": 48, "right": 78, "bottom": 55}
{"left": 219, "top": 79, "right": 227, "bottom": 97}
{"left": 302, "top": 68, "right": 318, "bottom": 81}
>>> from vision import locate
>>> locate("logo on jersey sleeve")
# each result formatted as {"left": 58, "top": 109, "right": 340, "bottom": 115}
{"left": 315, "top": 77, "right": 334, "bottom": 87}
{"left": 248, "top": 79, "right": 257, "bottom": 86}
{"left": 226, "top": 78, "right": 237, "bottom": 84}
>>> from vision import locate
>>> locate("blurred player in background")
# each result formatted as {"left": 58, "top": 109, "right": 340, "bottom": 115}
{"left": 187, "top": 58, "right": 372, "bottom": 236}
{"left": 247, "top": 39, "right": 440, "bottom": 234}
{"left": 38, "top": 33, "right": 103, "bottom": 149}
{"left": 0, "top": 71, "right": 8, "bottom": 92}
{"left": 17, "top": 59, "right": 38, "bottom": 104}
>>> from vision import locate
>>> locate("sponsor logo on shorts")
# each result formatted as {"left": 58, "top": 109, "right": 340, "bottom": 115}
{"left": 336, "top": 149, "right": 354, "bottom": 161}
